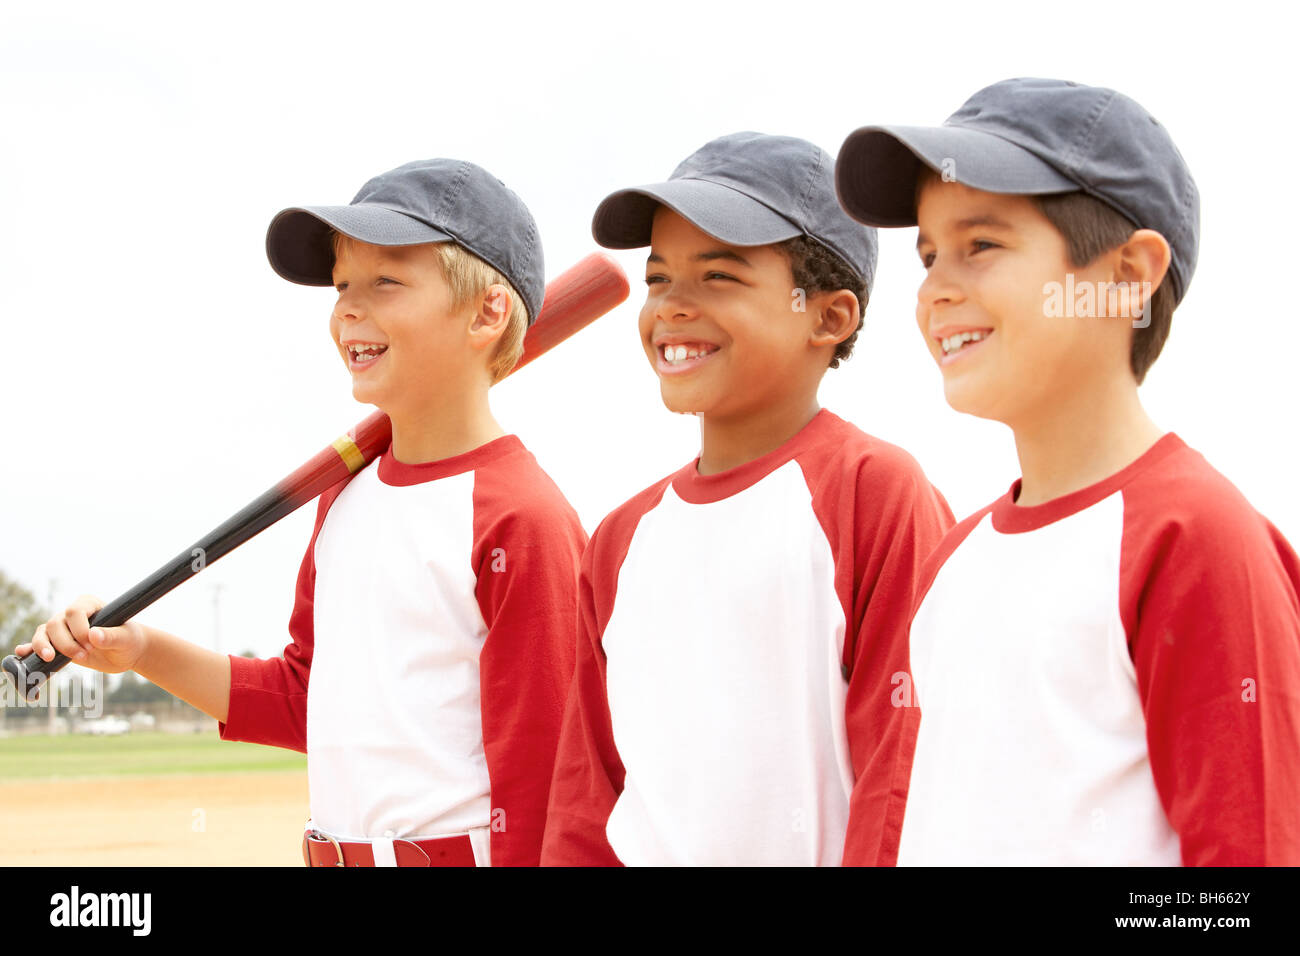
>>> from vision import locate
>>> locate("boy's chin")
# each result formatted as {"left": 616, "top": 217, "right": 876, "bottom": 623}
{"left": 351, "top": 383, "right": 389, "bottom": 409}
{"left": 658, "top": 384, "right": 710, "bottom": 417}
{"left": 943, "top": 381, "right": 1012, "bottom": 425}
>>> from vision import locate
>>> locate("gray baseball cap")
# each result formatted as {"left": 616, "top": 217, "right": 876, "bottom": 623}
{"left": 836, "top": 78, "right": 1199, "bottom": 304}
{"left": 266, "top": 158, "right": 545, "bottom": 322}
{"left": 593, "top": 131, "right": 878, "bottom": 292}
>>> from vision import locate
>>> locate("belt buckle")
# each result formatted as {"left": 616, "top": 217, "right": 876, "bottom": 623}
{"left": 304, "top": 828, "right": 347, "bottom": 867}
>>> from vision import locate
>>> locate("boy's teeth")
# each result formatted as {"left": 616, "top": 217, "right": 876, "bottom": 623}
{"left": 941, "top": 330, "right": 989, "bottom": 355}
{"left": 662, "top": 344, "right": 714, "bottom": 364}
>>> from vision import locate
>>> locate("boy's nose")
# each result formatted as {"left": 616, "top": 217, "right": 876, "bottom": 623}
{"left": 333, "top": 291, "right": 364, "bottom": 322}
{"left": 654, "top": 287, "right": 699, "bottom": 324}
{"left": 917, "top": 259, "right": 962, "bottom": 312}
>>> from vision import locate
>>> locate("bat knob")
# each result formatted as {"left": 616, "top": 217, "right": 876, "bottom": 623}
{"left": 2, "top": 653, "right": 48, "bottom": 704}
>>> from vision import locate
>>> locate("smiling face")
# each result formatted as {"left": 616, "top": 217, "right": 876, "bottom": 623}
{"left": 914, "top": 179, "right": 1125, "bottom": 429}
{"left": 329, "top": 238, "right": 469, "bottom": 413}
{"left": 640, "top": 207, "right": 829, "bottom": 423}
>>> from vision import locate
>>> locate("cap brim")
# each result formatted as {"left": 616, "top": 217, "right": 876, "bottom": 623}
{"left": 592, "top": 179, "right": 801, "bottom": 249}
{"left": 266, "top": 205, "right": 454, "bottom": 286}
{"left": 836, "top": 125, "right": 1080, "bottom": 227}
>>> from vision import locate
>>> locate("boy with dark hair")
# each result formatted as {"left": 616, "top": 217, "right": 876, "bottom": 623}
{"left": 22, "top": 159, "right": 588, "bottom": 867}
{"left": 836, "top": 78, "right": 1300, "bottom": 864}
{"left": 541, "top": 131, "right": 953, "bottom": 866}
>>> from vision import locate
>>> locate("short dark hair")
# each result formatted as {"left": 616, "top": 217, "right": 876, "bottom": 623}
{"left": 1030, "top": 192, "right": 1174, "bottom": 384}
{"left": 775, "top": 236, "right": 868, "bottom": 369}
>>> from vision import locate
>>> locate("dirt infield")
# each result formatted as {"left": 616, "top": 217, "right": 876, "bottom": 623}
{"left": 0, "top": 770, "right": 309, "bottom": 866}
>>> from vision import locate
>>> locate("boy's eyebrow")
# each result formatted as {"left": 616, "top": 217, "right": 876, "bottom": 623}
{"left": 645, "top": 250, "right": 754, "bottom": 267}
{"left": 956, "top": 214, "right": 1015, "bottom": 231}
{"left": 916, "top": 214, "right": 1016, "bottom": 249}
{"left": 695, "top": 249, "right": 752, "bottom": 267}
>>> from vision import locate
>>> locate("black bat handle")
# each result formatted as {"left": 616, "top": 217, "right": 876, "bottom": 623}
{"left": 1, "top": 586, "right": 174, "bottom": 702}
{"left": 2, "top": 482, "right": 308, "bottom": 704}
{"left": 4, "top": 629, "right": 81, "bottom": 702}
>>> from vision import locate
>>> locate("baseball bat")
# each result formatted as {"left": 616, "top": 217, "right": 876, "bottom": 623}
{"left": 3, "top": 252, "right": 629, "bottom": 701}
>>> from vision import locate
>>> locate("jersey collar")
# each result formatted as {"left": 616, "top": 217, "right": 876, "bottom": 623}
{"left": 991, "top": 432, "right": 1186, "bottom": 533}
{"left": 377, "top": 434, "right": 524, "bottom": 486}
{"left": 671, "top": 408, "right": 839, "bottom": 505}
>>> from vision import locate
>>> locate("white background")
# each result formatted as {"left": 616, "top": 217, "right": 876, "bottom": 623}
{"left": 1, "top": 0, "right": 1294, "bottom": 660}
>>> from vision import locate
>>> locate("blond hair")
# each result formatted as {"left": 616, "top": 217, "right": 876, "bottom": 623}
{"left": 331, "top": 232, "right": 529, "bottom": 383}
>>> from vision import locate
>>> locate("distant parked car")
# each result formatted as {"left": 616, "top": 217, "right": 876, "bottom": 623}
{"left": 82, "top": 716, "right": 131, "bottom": 735}
{"left": 128, "top": 712, "right": 157, "bottom": 730}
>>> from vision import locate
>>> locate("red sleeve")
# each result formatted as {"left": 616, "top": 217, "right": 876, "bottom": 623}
{"left": 217, "top": 478, "right": 352, "bottom": 753}
{"left": 474, "top": 462, "right": 588, "bottom": 867}
{"left": 1122, "top": 470, "right": 1300, "bottom": 865}
{"left": 541, "top": 480, "right": 671, "bottom": 866}
{"left": 806, "top": 441, "right": 955, "bottom": 867}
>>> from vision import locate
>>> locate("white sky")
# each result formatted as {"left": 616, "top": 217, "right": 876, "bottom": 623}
{"left": 1, "top": 0, "right": 1295, "bottom": 662}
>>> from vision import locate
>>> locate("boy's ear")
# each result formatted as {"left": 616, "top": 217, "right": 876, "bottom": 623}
{"left": 1110, "top": 229, "right": 1172, "bottom": 315}
{"left": 467, "top": 284, "right": 512, "bottom": 351}
{"left": 807, "top": 289, "right": 861, "bottom": 350}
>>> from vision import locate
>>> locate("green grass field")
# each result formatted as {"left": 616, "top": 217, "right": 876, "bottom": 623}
{"left": 0, "top": 733, "right": 306, "bottom": 782}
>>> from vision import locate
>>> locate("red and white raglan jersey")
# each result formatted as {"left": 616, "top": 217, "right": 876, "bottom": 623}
{"left": 218, "top": 434, "right": 587, "bottom": 867}
{"left": 540, "top": 409, "right": 954, "bottom": 866}
{"left": 895, "top": 433, "right": 1300, "bottom": 866}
